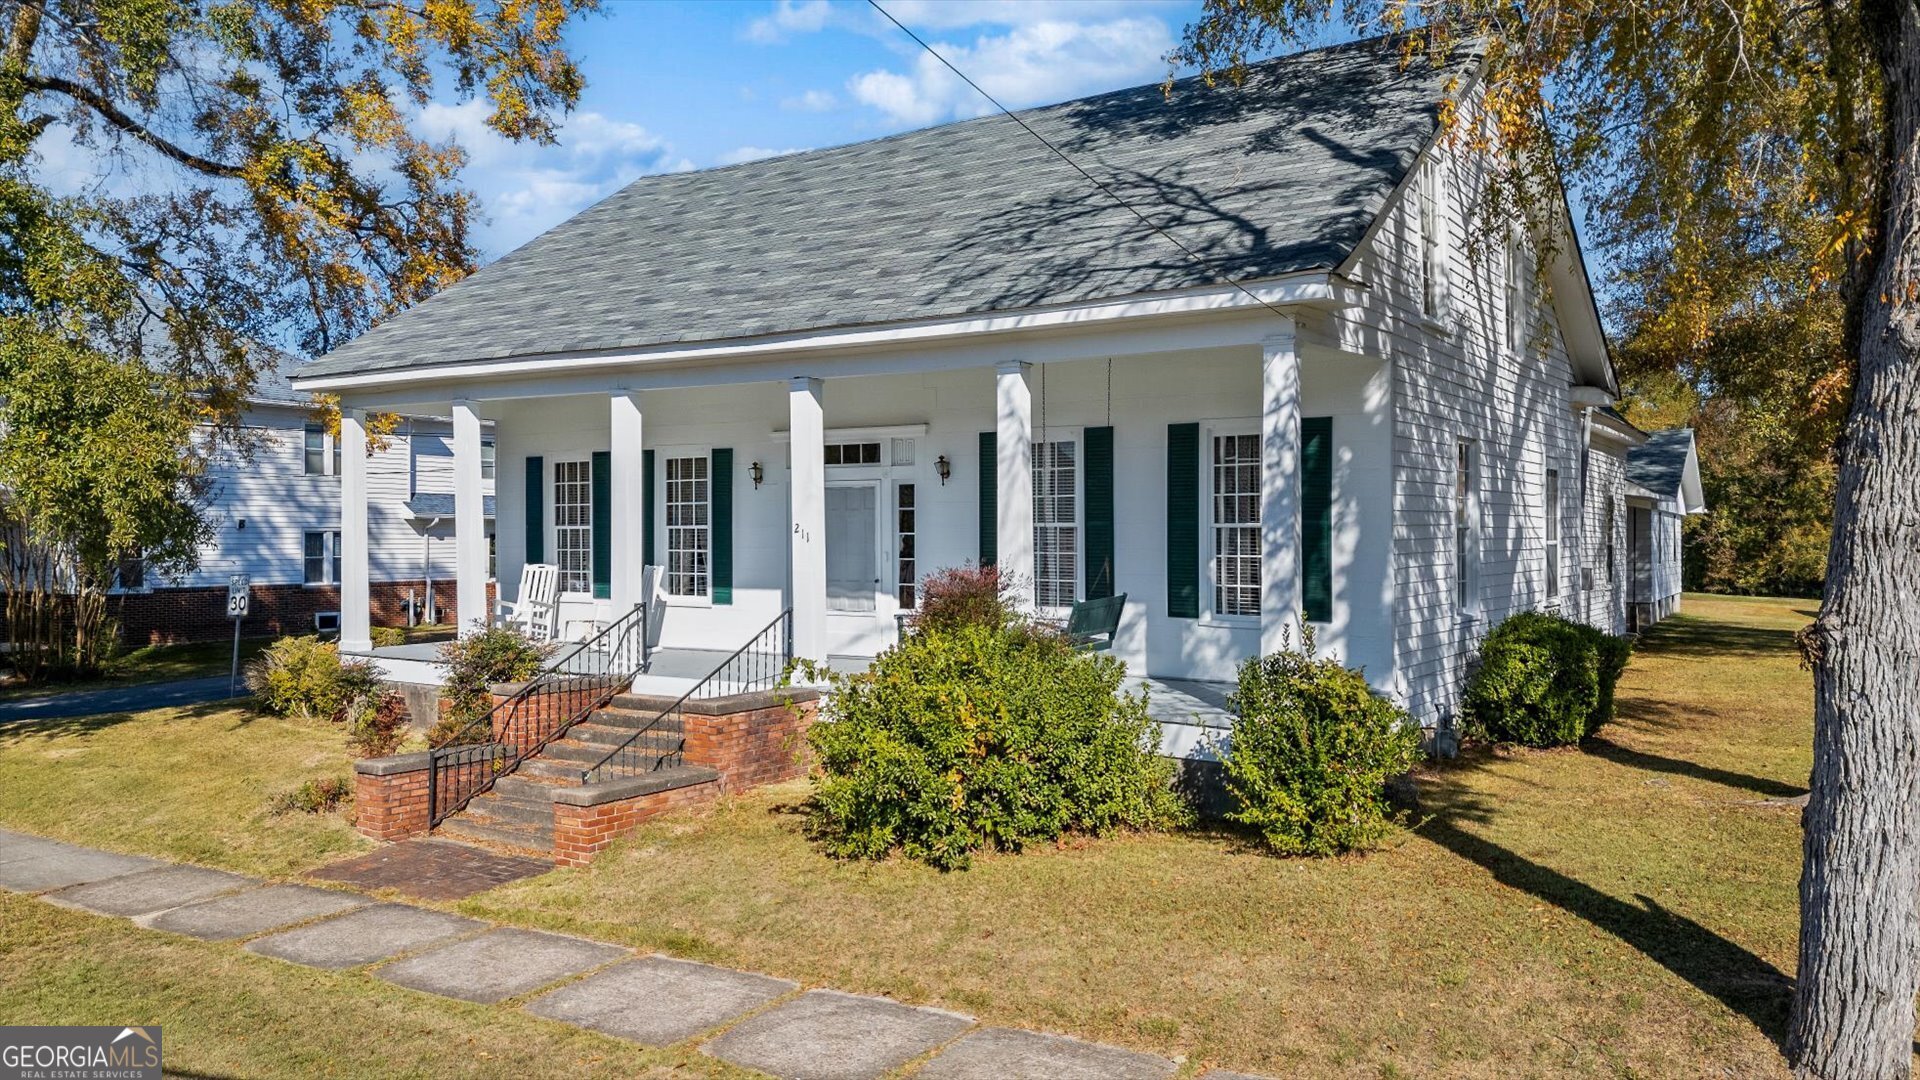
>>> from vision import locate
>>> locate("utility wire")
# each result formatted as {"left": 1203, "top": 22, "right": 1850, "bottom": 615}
{"left": 866, "top": 0, "right": 1297, "bottom": 321}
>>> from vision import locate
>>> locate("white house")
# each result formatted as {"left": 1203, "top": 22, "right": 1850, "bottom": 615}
{"left": 112, "top": 357, "right": 496, "bottom": 643}
{"left": 1623, "top": 427, "right": 1705, "bottom": 629}
{"left": 291, "top": 36, "right": 1676, "bottom": 741}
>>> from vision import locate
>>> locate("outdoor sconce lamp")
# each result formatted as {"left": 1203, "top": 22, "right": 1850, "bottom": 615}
{"left": 750, "top": 460, "right": 764, "bottom": 489}
{"left": 935, "top": 454, "right": 951, "bottom": 485}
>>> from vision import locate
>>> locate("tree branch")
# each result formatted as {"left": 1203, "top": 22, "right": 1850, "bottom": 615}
{"left": 21, "top": 73, "right": 244, "bottom": 178}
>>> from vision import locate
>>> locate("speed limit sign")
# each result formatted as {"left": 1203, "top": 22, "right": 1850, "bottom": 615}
{"left": 226, "top": 574, "right": 251, "bottom": 618}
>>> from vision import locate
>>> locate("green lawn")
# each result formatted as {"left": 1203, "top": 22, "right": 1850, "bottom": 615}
{"left": 0, "top": 637, "right": 274, "bottom": 699}
{"left": 0, "top": 594, "right": 1816, "bottom": 1077}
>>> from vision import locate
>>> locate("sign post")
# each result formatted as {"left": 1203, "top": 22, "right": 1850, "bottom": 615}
{"left": 226, "top": 574, "right": 251, "bottom": 697}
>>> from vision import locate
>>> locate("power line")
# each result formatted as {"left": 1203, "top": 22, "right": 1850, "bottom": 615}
{"left": 865, "top": 0, "right": 1297, "bottom": 321}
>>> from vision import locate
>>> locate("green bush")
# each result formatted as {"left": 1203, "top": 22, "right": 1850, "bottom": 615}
{"left": 906, "top": 563, "right": 1020, "bottom": 634}
{"left": 344, "top": 683, "right": 409, "bottom": 758}
{"left": 1461, "top": 611, "right": 1633, "bottom": 747}
{"left": 245, "top": 636, "right": 349, "bottom": 720}
{"left": 805, "top": 623, "right": 1187, "bottom": 869}
{"left": 1223, "top": 630, "right": 1423, "bottom": 857}
{"left": 267, "top": 775, "right": 352, "bottom": 815}
{"left": 430, "top": 624, "right": 551, "bottom": 746}
{"left": 369, "top": 626, "right": 406, "bottom": 647}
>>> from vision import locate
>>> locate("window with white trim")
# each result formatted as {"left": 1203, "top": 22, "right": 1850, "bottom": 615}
{"left": 1211, "top": 431, "right": 1261, "bottom": 618}
{"left": 1032, "top": 439, "right": 1079, "bottom": 611}
{"left": 303, "top": 530, "right": 341, "bottom": 585}
{"left": 304, "top": 424, "right": 329, "bottom": 476}
{"left": 553, "top": 460, "right": 593, "bottom": 594}
{"left": 824, "top": 442, "right": 881, "bottom": 466}
{"left": 1419, "top": 165, "right": 1447, "bottom": 319}
{"left": 665, "top": 455, "right": 710, "bottom": 597}
{"left": 1506, "top": 227, "right": 1528, "bottom": 355}
{"left": 481, "top": 437, "right": 496, "bottom": 481}
{"left": 896, "top": 482, "right": 917, "bottom": 610}
{"left": 1545, "top": 469, "right": 1561, "bottom": 599}
{"left": 111, "top": 550, "right": 145, "bottom": 592}
{"left": 1456, "top": 441, "right": 1478, "bottom": 613}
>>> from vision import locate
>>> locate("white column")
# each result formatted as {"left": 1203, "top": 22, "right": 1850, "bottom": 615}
{"left": 789, "top": 377, "right": 827, "bottom": 665}
{"left": 338, "top": 406, "right": 372, "bottom": 653}
{"left": 609, "top": 390, "right": 646, "bottom": 619}
{"left": 452, "top": 399, "right": 488, "bottom": 637}
{"left": 1260, "top": 322, "right": 1302, "bottom": 656}
{"left": 995, "top": 359, "right": 1035, "bottom": 612}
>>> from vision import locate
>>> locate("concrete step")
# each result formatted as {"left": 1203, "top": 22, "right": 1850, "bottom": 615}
{"left": 437, "top": 815, "right": 552, "bottom": 857}
{"left": 594, "top": 706, "right": 685, "bottom": 733}
{"left": 493, "top": 775, "right": 569, "bottom": 801}
{"left": 463, "top": 792, "right": 552, "bottom": 827}
{"left": 518, "top": 758, "right": 593, "bottom": 782}
{"left": 566, "top": 723, "right": 685, "bottom": 750}
{"left": 537, "top": 739, "right": 623, "bottom": 765}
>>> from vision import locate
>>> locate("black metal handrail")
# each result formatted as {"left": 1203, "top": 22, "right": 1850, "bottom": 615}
{"left": 578, "top": 609, "right": 792, "bottom": 786}
{"left": 428, "top": 603, "right": 650, "bottom": 826}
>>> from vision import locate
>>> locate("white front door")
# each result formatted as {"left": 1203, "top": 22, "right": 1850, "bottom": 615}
{"left": 824, "top": 481, "right": 887, "bottom": 655}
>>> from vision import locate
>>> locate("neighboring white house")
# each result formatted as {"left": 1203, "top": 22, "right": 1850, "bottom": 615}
{"left": 1623, "top": 427, "right": 1705, "bottom": 629}
{"left": 112, "top": 357, "right": 496, "bottom": 643}
{"left": 291, "top": 36, "right": 1683, "bottom": 740}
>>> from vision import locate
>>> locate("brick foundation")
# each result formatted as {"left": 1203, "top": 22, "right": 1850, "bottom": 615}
{"left": 102, "top": 578, "right": 496, "bottom": 646}
{"left": 551, "top": 769, "right": 724, "bottom": 867}
{"left": 352, "top": 753, "right": 433, "bottom": 841}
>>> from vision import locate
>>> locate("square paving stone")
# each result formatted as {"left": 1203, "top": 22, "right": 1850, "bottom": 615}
{"left": 0, "top": 833, "right": 160, "bottom": 893}
{"left": 916, "top": 1028, "right": 1178, "bottom": 1080}
{"left": 527, "top": 955, "right": 796, "bottom": 1046}
{"left": 47, "top": 865, "right": 254, "bottom": 917}
{"left": 246, "top": 904, "right": 485, "bottom": 969}
{"left": 142, "top": 884, "right": 369, "bottom": 941}
{"left": 703, "top": 989, "right": 974, "bottom": 1080}
{"left": 377, "top": 927, "right": 627, "bottom": 1004}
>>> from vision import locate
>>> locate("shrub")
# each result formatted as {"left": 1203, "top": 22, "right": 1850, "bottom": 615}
{"left": 806, "top": 622, "right": 1187, "bottom": 869}
{"left": 345, "top": 686, "right": 410, "bottom": 758}
{"left": 369, "top": 626, "right": 406, "bottom": 647}
{"left": 1461, "top": 611, "right": 1633, "bottom": 747}
{"left": 246, "top": 636, "right": 349, "bottom": 720}
{"left": 907, "top": 563, "right": 1020, "bottom": 634}
{"left": 268, "top": 776, "right": 352, "bottom": 815}
{"left": 1223, "top": 628, "right": 1423, "bottom": 857}
{"left": 430, "top": 624, "right": 551, "bottom": 747}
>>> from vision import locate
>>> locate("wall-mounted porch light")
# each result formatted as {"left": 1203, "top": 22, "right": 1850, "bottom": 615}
{"left": 935, "top": 454, "right": 951, "bottom": 485}
{"left": 749, "top": 460, "right": 764, "bottom": 489}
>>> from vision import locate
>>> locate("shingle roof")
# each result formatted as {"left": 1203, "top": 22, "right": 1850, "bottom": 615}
{"left": 298, "top": 35, "right": 1476, "bottom": 381}
{"left": 1626, "top": 428, "right": 1695, "bottom": 498}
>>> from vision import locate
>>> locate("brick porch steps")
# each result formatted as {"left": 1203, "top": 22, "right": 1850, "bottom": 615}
{"left": 437, "top": 815, "right": 553, "bottom": 857}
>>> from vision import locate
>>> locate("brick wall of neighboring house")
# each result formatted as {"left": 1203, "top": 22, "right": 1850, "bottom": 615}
{"left": 102, "top": 579, "right": 496, "bottom": 645}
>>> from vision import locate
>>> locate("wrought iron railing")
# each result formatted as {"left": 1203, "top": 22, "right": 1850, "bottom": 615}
{"left": 428, "top": 603, "right": 649, "bottom": 826}
{"left": 578, "top": 609, "right": 792, "bottom": 786}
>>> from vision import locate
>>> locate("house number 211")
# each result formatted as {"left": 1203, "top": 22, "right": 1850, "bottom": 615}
{"left": 793, "top": 524, "right": 811, "bottom": 542}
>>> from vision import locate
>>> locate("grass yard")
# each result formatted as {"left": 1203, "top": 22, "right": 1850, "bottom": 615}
{"left": 0, "top": 594, "right": 1815, "bottom": 1077}
{"left": 0, "top": 636, "right": 276, "bottom": 699}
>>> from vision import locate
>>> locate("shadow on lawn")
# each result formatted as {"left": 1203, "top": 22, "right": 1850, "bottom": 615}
{"left": 1633, "top": 616, "right": 1802, "bottom": 662}
{"left": 0, "top": 697, "right": 245, "bottom": 739}
{"left": 1583, "top": 737, "right": 1807, "bottom": 799}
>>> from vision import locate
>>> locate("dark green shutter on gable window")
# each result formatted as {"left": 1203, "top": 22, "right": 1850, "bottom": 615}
{"left": 978, "top": 431, "right": 996, "bottom": 566}
{"left": 1302, "top": 417, "right": 1333, "bottom": 623}
{"left": 524, "top": 456, "right": 544, "bottom": 564}
{"left": 591, "top": 451, "right": 611, "bottom": 599}
{"left": 1085, "top": 426, "right": 1115, "bottom": 599}
{"left": 1166, "top": 423, "right": 1200, "bottom": 618}
{"left": 711, "top": 448, "right": 733, "bottom": 605}
{"left": 642, "top": 449, "right": 655, "bottom": 567}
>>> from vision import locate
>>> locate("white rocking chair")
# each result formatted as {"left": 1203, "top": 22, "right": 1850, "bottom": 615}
{"left": 499, "top": 563, "right": 560, "bottom": 642}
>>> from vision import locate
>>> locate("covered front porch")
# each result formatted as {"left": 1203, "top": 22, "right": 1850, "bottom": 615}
{"left": 325, "top": 305, "right": 1400, "bottom": 754}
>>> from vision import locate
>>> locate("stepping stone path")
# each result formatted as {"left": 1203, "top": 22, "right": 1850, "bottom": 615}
{"left": 0, "top": 828, "right": 1272, "bottom": 1079}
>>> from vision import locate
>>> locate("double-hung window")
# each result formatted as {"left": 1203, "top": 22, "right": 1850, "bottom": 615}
{"left": 665, "top": 455, "right": 710, "bottom": 598}
{"left": 304, "top": 424, "right": 329, "bottom": 476}
{"left": 1456, "top": 441, "right": 1478, "bottom": 613}
{"left": 1419, "top": 165, "right": 1447, "bottom": 320}
{"left": 1210, "top": 431, "right": 1261, "bottom": 618}
{"left": 303, "top": 530, "right": 342, "bottom": 585}
{"left": 553, "top": 460, "right": 593, "bottom": 594}
{"left": 1545, "top": 469, "right": 1561, "bottom": 599}
{"left": 481, "top": 437, "right": 496, "bottom": 481}
{"left": 1032, "top": 439, "right": 1079, "bottom": 611}
{"left": 1506, "top": 227, "right": 1528, "bottom": 355}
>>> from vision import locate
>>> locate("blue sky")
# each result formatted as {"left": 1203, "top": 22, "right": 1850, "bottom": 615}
{"left": 438, "top": 0, "right": 1222, "bottom": 258}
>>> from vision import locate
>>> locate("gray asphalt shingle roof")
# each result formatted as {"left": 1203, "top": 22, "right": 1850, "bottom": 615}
{"left": 299, "top": 35, "right": 1475, "bottom": 381}
{"left": 1625, "top": 428, "right": 1695, "bottom": 498}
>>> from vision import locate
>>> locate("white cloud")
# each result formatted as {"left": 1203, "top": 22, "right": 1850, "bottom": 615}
{"left": 415, "top": 99, "right": 683, "bottom": 254}
{"left": 746, "top": 0, "right": 834, "bottom": 43}
{"left": 781, "top": 88, "right": 838, "bottom": 112}
{"left": 846, "top": 17, "right": 1174, "bottom": 127}
{"left": 717, "top": 146, "right": 810, "bottom": 166}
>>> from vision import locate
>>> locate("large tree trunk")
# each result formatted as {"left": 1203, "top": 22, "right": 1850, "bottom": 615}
{"left": 1788, "top": 4, "right": 1920, "bottom": 1077}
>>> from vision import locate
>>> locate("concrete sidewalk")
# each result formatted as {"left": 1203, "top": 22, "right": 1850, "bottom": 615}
{"left": 0, "top": 676, "right": 235, "bottom": 724}
{"left": 0, "top": 827, "right": 1269, "bottom": 1080}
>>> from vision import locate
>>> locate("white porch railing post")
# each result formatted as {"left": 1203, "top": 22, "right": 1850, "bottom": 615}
{"left": 1260, "top": 321, "right": 1303, "bottom": 656}
{"left": 995, "top": 359, "right": 1035, "bottom": 612}
{"left": 339, "top": 406, "right": 372, "bottom": 653}
{"left": 789, "top": 377, "right": 827, "bottom": 665}
{"left": 452, "top": 399, "right": 488, "bottom": 638}
{"left": 609, "top": 390, "right": 645, "bottom": 619}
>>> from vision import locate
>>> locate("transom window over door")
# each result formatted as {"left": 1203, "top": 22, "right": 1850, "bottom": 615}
{"left": 1212, "top": 432, "right": 1260, "bottom": 617}
{"left": 1033, "top": 439, "right": 1078, "bottom": 611}
{"left": 553, "top": 460, "right": 593, "bottom": 594}
{"left": 666, "top": 455, "right": 710, "bottom": 597}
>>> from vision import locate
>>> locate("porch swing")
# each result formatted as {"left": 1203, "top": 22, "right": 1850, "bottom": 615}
{"left": 1039, "top": 358, "right": 1125, "bottom": 652}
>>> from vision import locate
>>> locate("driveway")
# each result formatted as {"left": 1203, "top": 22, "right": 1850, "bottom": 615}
{"left": 0, "top": 676, "right": 236, "bottom": 724}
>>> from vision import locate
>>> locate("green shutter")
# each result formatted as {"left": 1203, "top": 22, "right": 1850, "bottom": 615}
{"left": 1085, "top": 426, "right": 1115, "bottom": 599}
{"left": 1166, "top": 423, "right": 1200, "bottom": 619}
{"left": 590, "top": 450, "right": 611, "bottom": 599}
{"left": 524, "top": 456, "right": 544, "bottom": 565}
{"left": 642, "top": 448, "right": 655, "bottom": 567}
{"left": 1302, "top": 417, "right": 1333, "bottom": 623}
{"left": 978, "top": 431, "right": 996, "bottom": 567}
{"left": 711, "top": 448, "right": 733, "bottom": 605}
